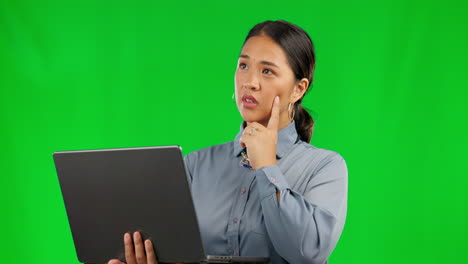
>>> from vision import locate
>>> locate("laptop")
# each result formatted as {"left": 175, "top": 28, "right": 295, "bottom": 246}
{"left": 53, "top": 145, "right": 269, "bottom": 264}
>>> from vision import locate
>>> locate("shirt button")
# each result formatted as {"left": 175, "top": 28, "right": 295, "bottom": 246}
{"left": 240, "top": 187, "right": 246, "bottom": 194}
{"left": 233, "top": 217, "right": 239, "bottom": 223}
{"left": 270, "top": 177, "right": 276, "bottom": 183}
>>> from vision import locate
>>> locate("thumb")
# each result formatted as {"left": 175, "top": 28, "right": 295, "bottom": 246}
{"left": 108, "top": 259, "right": 126, "bottom": 264}
{"left": 240, "top": 136, "right": 246, "bottom": 149}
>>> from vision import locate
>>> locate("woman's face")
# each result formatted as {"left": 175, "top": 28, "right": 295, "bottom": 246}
{"left": 234, "top": 35, "right": 306, "bottom": 128}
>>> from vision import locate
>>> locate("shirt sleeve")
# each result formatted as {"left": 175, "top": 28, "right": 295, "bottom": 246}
{"left": 255, "top": 152, "right": 348, "bottom": 264}
{"left": 183, "top": 151, "right": 197, "bottom": 188}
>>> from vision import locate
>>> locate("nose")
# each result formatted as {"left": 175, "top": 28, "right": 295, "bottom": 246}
{"left": 242, "top": 81, "right": 260, "bottom": 91}
{"left": 242, "top": 72, "right": 260, "bottom": 91}
{"left": 243, "top": 82, "right": 259, "bottom": 91}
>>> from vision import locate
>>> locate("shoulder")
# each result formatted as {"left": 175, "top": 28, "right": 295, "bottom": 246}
{"left": 291, "top": 140, "right": 347, "bottom": 175}
{"left": 293, "top": 140, "right": 345, "bottom": 162}
{"left": 183, "top": 141, "right": 234, "bottom": 169}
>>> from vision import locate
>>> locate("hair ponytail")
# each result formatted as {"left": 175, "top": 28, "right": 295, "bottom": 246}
{"left": 293, "top": 104, "right": 314, "bottom": 143}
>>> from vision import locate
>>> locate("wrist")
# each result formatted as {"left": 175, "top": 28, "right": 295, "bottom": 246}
{"left": 255, "top": 160, "right": 277, "bottom": 170}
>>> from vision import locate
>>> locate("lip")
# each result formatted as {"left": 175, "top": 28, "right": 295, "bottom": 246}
{"left": 241, "top": 94, "right": 258, "bottom": 109}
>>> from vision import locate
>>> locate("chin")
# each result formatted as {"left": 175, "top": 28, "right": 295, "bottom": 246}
{"left": 239, "top": 111, "right": 267, "bottom": 124}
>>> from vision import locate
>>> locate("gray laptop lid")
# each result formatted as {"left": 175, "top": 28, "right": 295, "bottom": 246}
{"left": 53, "top": 146, "right": 206, "bottom": 263}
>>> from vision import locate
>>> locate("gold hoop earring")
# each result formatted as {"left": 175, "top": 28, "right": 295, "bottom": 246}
{"left": 288, "top": 103, "right": 296, "bottom": 121}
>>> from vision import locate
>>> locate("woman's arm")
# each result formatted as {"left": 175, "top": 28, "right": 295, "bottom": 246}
{"left": 183, "top": 152, "right": 198, "bottom": 188}
{"left": 255, "top": 153, "right": 348, "bottom": 264}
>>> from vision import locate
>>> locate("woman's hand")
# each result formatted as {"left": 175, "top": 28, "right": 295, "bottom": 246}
{"left": 107, "top": 232, "right": 183, "bottom": 264}
{"left": 240, "top": 96, "right": 280, "bottom": 170}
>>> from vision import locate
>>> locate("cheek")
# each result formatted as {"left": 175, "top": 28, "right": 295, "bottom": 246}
{"left": 234, "top": 73, "right": 242, "bottom": 90}
{"left": 266, "top": 81, "right": 288, "bottom": 97}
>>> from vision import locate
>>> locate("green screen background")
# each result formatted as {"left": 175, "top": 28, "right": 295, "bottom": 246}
{"left": 1, "top": 0, "right": 467, "bottom": 263}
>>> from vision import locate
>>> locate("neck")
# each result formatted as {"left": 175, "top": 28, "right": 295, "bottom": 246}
{"left": 245, "top": 118, "right": 292, "bottom": 131}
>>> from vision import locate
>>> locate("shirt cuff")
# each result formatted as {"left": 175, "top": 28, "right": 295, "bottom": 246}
{"left": 255, "top": 164, "right": 290, "bottom": 201}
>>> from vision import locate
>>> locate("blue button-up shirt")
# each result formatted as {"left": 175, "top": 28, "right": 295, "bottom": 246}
{"left": 184, "top": 121, "right": 348, "bottom": 264}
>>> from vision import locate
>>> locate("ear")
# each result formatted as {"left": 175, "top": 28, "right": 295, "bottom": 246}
{"left": 290, "top": 78, "right": 309, "bottom": 104}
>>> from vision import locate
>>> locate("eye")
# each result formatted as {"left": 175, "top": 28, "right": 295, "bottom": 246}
{"left": 262, "top": 68, "right": 274, "bottom": 75}
{"left": 239, "top": 63, "right": 248, "bottom": 70}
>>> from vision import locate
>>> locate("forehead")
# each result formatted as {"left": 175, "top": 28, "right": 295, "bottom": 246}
{"left": 240, "top": 35, "right": 289, "bottom": 66}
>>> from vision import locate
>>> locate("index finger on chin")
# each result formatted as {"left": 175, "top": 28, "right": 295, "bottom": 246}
{"left": 267, "top": 96, "right": 280, "bottom": 130}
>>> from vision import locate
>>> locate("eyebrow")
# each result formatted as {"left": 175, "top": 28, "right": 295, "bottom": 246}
{"left": 239, "top": 54, "right": 280, "bottom": 69}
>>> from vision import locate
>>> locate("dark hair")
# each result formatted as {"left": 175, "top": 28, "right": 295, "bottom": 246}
{"left": 242, "top": 20, "right": 316, "bottom": 143}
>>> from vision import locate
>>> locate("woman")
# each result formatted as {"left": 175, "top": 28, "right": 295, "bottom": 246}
{"left": 109, "top": 20, "right": 348, "bottom": 264}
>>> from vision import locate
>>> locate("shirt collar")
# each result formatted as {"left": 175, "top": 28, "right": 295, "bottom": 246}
{"left": 232, "top": 120, "right": 300, "bottom": 159}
